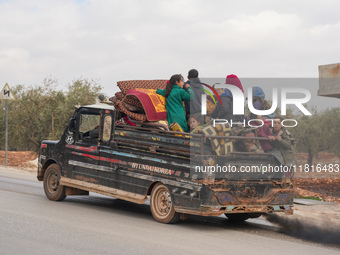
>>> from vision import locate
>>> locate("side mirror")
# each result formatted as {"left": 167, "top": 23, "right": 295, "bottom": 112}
{"left": 68, "top": 118, "right": 76, "bottom": 133}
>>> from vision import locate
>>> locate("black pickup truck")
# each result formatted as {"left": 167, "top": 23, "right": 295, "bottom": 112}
{"left": 37, "top": 102, "right": 293, "bottom": 223}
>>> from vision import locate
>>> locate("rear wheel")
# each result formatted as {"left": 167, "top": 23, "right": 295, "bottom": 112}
{"left": 224, "top": 213, "right": 262, "bottom": 221}
{"left": 247, "top": 213, "right": 262, "bottom": 219}
{"left": 225, "top": 213, "right": 250, "bottom": 221}
{"left": 150, "top": 183, "right": 179, "bottom": 224}
{"left": 43, "top": 164, "right": 66, "bottom": 201}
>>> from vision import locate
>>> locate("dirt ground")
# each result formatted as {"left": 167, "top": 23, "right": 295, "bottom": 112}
{"left": 0, "top": 151, "right": 38, "bottom": 170}
{"left": 1, "top": 151, "right": 340, "bottom": 203}
{"left": 294, "top": 153, "right": 340, "bottom": 203}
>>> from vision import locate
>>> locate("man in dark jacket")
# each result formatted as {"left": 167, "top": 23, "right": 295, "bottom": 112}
{"left": 211, "top": 89, "right": 233, "bottom": 120}
{"left": 184, "top": 69, "right": 204, "bottom": 115}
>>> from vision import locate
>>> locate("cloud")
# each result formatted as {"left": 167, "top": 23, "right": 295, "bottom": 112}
{"left": 0, "top": 0, "right": 340, "bottom": 96}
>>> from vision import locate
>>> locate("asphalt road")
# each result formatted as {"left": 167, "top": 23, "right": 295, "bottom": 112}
{"left": 0, "top": 167, "right": 339, "bottom": 255}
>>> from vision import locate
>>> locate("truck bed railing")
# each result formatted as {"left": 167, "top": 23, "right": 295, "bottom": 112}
{"left": 112, "top": 122, "right": 291, "bottom": 160}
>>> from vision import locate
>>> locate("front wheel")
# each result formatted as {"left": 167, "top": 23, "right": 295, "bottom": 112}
{"left": 43, "top": 164, "right": 66, "bottom": 201}
{"left": 150, "top": 183, "right": 179, "bottom": 224}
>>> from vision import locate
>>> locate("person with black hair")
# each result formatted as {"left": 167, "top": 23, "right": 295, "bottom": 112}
{"left": 184, "top": 69, "right": 204, "bottom": 115}
{"left": 249, "top": 113, "right": 274, "bottom": 152}
{"left": 156, "top": 74, "right": 194, "bottom": 132}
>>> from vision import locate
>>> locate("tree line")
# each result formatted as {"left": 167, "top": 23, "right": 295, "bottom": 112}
{"left": 290, "top": 107, "right": 340, "bottom": 165}
{"left": 1, "top": 78, "right": 339, "bottom": 166}
{"left": 0, "top": 77, "right": 102, "bottom": 153}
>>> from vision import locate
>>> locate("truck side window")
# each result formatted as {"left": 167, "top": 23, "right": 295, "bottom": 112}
{"left": 78, "top": 113, "right": 100, "bottom": 140}
{"left": 102, "top": 115, "right": 112, "bottom": 142}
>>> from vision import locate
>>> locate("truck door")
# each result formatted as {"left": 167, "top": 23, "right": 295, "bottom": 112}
{"left": 67, "top": 108, "right": 101, "bottom": 183}
{"left": 96, "top": 110, "right": 119, "bottom": 188}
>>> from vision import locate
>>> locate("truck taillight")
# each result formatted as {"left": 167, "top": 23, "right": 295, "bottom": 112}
{"left": 41, "top": 144, "right": 47, "bottom": 148}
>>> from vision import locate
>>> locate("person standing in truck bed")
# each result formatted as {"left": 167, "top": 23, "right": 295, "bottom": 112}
{"left": 211, "top": 74, "right": 246, "bottom": 122}
{"left": 156, "top": 74, "right": 194, "bottom": 132}
{"left": 183, "top": 69, "right": 204, "bottom": 116}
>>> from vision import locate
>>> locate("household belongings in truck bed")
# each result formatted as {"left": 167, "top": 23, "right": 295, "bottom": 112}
{"left": 109, "top": 79, "right": 258, "bottom": 155}
{"left": 109, "top": 80, "right": 168, "bottom": 122}
{"left": 109, "top": 79, "right": 216, "bottom": 123}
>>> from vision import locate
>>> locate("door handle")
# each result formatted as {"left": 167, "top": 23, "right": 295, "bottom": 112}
{"left": 111, "top": 164, "right": 118, "bottom": 171}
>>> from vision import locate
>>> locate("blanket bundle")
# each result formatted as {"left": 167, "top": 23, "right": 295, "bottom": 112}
{"left": 109, "top": 80, "right": 167, "bottom": 122}
{"left": 192, "top": 122, "right": 233, "bottom": 156}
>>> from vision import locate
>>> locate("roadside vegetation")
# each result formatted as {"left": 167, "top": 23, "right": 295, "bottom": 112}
{"left": 0, "top": 77, "right": 102, "bottom": 153}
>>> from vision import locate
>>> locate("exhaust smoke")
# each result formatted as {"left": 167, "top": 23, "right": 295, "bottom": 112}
{"left": 265, "top": 214, "right": 340, "bottom": 246}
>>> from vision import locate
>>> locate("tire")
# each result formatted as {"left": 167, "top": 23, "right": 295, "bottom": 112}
{"left": 247, "top": 213, "right": 262, "bottom": 219}
{"left": 150, "top": 183, "right": 179, "bottom": 224}
{"left": 225, "top": 213, "right": 250, "bottom": 221}
{"left": 43, "top": 164, "right": 66, "bottom": 201}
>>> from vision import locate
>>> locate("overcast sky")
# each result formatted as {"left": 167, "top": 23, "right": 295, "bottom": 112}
{"left": 1, "top": 0, "right": 340, "bottom": 102}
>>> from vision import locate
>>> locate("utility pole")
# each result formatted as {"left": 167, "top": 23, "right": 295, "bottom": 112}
{"left": 5, "top": 100, "right": 8, "bottom": 165}
{"left": 1, "top": 83, "right": 15, "bottom": 166}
